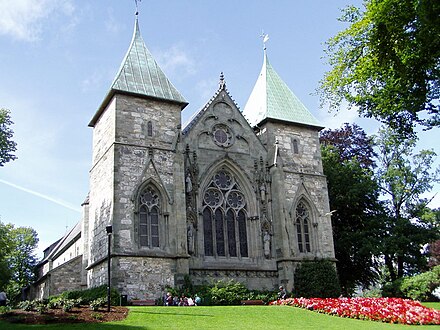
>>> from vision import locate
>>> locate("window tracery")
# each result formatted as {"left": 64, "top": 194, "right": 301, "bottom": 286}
{"left": 202, "top": 169, "right": 248, "bottom": 258}
{"left": 139, "top": 186, "right": 160, "bottom": 248}
{"left": 295, "top": 200, "right": 311, "bottom": 253}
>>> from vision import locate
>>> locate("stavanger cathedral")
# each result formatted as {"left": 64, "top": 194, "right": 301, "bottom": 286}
{"left": 31, "top": 16, "right": 335, "bottom": 301}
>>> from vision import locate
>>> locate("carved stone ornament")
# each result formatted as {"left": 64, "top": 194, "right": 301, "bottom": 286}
{"left": 212, "top": 124, "right": 234, "bottom": 148}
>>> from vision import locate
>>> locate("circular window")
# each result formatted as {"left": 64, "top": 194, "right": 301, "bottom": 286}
{"left": 212, "top": 124, "right": 233, "bottom": 147}
{"left": 203, "top": 188, "right": 223, "bottom": 208}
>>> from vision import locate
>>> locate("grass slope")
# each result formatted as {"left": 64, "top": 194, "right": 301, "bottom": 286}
{"left": 1, "top": 305, "right": 439, "bottom": 330}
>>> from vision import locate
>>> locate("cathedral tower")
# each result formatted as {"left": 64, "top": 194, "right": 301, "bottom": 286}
{"left": 86, "top": 15, "right": 189, "bottom": 298}
{"left": 243, "top": 48, "right": 335, "bottom": 290}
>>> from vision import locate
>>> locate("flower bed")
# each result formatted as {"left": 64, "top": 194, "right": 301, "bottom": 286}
{"left": 271, "top": 297, "right": 440, "bottom": 325}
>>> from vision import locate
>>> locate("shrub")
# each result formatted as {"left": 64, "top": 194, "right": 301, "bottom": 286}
{"left": 73, "top": 297, "right": 84, "bottom": 307}
{"left": 62, "top": 285, "right": 119, "bottom": 305}
{"left": 209, "top": 280, "right": 249, "bottom": 305}
{"left": 91, "top": 312, "right": 104, "bottom": 320}
{"left": 17, "top": 300, "right": 36, "bottom": 311}
{"left": 400, "top": 266, "right": 440, "bottom": 301}
{"left": 90, "top": 297, "right": 107, "bottom": 311}
{"left": 62, "top": 299, "right": 75, "bottom": 312}
{"left": 35, "top": 300, "right": 48, "bottom": 314}
{"left": 0, "top": 306, "right": 12, "bottom": 314}
{"left": 381, "top": 279, "right": 404, "bottom": 298}
{"left": 294, "top": 260, "right": 341, "bottom": 298}
{"left": 166, "top": 276, "right": 279, "bottom": 306}
{"left": 47, "top": 296, "right": 63, "bottom": 309}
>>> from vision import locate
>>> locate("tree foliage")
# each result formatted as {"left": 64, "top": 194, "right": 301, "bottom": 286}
{"left": 0, "top": 221, "right": 13, "bottom": 289}
{"left": 320, "top": 0, "right": 440, "bottom": 135}
{"left": 0, "top": 221, "right": 38, "bottom": 302}
{"left": 320, "top": 124, "right": 383, "bottom": 295}
{"left": 375, "top": 127, "right": 440, "bottom": 279}
{"left": 294, "top": 260, "right": 341, "bottom": 298}
{"left": 320, "top": 123, "right": 376, "bottom": 168}
{"left": 0, "top": 108, "right": 17, "bottom": 166}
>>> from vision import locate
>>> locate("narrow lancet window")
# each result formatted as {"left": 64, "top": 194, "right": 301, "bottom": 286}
{"left": 139, "top": 186, "right": 160, "bottom": 248}
{"left": 295, "top": 200, "right": 311, "bottom": 253}
{"left": 147, "top": 121, "right": 153, "bottom": 137}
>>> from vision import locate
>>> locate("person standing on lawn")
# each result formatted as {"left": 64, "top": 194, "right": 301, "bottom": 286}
{"left": 0, "top": 290, "right": 7, "bottom": 306}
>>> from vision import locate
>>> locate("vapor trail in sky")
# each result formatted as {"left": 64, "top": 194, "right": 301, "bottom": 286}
{"left": 0, "top": 179, "right": 81, "bottom": 213}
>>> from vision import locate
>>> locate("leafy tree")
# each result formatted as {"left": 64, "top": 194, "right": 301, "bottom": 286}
{"left": 320, "top": 123, "right": 376, "bottom": 168}
{"left": 0, "top": 108, "right": 17, "bottom": 166}
{"left": 319, "top": 0, "right": 440, "bottom": 136}
{"left": 428, "top": 237, "right": 440, "bottom": 268}
{"left": 0, "top": 222, "right": 38, "bottom": 302}
{"left": 8, "top": 226, "right": 39, "bottom": 288}
{"left": 0, "top": 221, "right": 13, "bottom": 289}
{"left": 375, "top": 127, "right": 440, "bottom": 280}
{"left": 320, "top": 124, "right": 384, "bottom": 295}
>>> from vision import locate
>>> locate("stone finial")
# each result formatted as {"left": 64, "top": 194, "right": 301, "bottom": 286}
{"left": 219, "top": 72, "right": 226, "bottom": 89}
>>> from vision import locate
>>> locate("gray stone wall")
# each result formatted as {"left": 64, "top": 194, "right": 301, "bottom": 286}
{"left": 190, "top": 269, "right": 278, "bottom": 291}
{"left": 113, "top": 256, "right": 175, "bottom": 300}
{"left": 182, "top": 89, "right": 278, "bottom": 284}
{"left": 88, "top": 96, "right": 116, "bottom": 286}
{"left": 260, "top": 121, "right": 334, "bottom": 290}
{"left": 87, "top": 93, "right": 187, "bottom": 298}
{"left": 31, "top": 256, "right": 84, "bottom": 300}
{"left": 49, "top": 256, "right": 84, "bottom": 296}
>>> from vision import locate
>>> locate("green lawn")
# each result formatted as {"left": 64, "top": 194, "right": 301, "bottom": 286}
{"left": 1, "top": 305, "right": 439, "bottom": 330}
{"left": 422, "top": 302, "right": 440, "bottom": 310}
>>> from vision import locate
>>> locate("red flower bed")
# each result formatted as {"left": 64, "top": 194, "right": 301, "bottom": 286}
{"left": 271, "top": 297, "right": 440, "bottom": 325}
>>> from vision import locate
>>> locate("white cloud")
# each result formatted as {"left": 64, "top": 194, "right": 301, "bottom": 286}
{"left": 105, "top": 7, "right": 123, "bottom": 34}
{"left": 0, "top": 0, "right": 74, "bottom": 41}
{"left": 154, "top": 44, "right": 196, "bottom": 77}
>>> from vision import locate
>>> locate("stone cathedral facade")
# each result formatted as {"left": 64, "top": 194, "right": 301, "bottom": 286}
{"left": 31, "top": 18, "right": 335, "bottom": 301}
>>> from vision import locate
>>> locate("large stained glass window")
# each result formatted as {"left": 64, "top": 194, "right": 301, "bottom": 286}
{"left": 139, "top": 186, "right": 160, "bottom": 248}
{"left": 202, "top": 170, "right": 248, "bottom": 258}
{"left": 295, "top": 200, "right": 311, "bottom": 253}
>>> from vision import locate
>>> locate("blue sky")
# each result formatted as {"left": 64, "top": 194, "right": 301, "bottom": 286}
{"left": 0, "top": 0, "right": 438, "bottom": 258}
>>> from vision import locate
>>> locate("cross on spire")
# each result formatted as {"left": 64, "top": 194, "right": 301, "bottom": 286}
{"left": 260, "top": 31, "right": 269, "bottom": 50}
{"left": 135, "top": 0, "right": 141, "bottom": 16}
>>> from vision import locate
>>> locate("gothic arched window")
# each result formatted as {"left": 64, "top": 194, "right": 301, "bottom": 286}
{"left": 139, "top": 186, "right": 160, "bottom": 248}
{"left": 295, "top": 200, "right": 311, "bottom": 253}
{"left": 147, "top": 121, "right": 153, "bottom": 137}
{"left": 202, "top": 170, "right": 248, "bottom": 258}
{"left": 292, "top": 138, "right": 299, "bottom": 154}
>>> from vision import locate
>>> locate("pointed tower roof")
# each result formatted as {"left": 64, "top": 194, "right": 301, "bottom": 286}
{"left": 89, "top": 16, "right": 188, "bottom": 127}
{"left": 243, "top": 50, "right": 322, "bottom": 129}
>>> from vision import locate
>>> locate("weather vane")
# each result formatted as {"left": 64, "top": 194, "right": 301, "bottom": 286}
{"left": 135, "top": 0, "right": 141, "bottom": 15}
{"left": 260, "top": 30, "right": 269, "bottom": 50}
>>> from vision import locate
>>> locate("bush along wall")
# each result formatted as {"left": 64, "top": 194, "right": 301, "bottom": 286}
{"left": 166, "top": 278, "right": 278, "bottom": 306}
{"left": 294, "top": 260, "right": 341, "bottom": 298}
{"left": 59, "top": 285, "right": 120, "bottom": 305}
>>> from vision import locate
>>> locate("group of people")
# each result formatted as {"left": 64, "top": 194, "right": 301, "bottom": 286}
{"left": 164, "top": 292, "right": 201, "bottom": 306}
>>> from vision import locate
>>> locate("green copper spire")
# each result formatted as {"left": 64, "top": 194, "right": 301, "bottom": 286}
{"left": 243, "top": 50, "right": 322, "bottom": 128}
{"left": 90, "top": 16, "right": 187, "bottom": 127}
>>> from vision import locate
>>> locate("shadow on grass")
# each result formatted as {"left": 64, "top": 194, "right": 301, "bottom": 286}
{"left": 0, "top": 320, "right": 148, "bottom": 330}
{"left": 130, "top": 309, "right": 214, "bottom": 317}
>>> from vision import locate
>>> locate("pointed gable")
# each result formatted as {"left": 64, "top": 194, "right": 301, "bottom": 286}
{"left": 243, "top": 51, "right": 322, "bottom": 129}
{"left": 89, "top": 17, "right": 187, "bottom": 127}
{"left": 182, "top": 73, "right": 266, "bottom": 155}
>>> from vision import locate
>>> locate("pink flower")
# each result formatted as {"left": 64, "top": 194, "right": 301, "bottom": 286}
{"left": 271, "top": 297, "right": 440, "bottom": 325}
